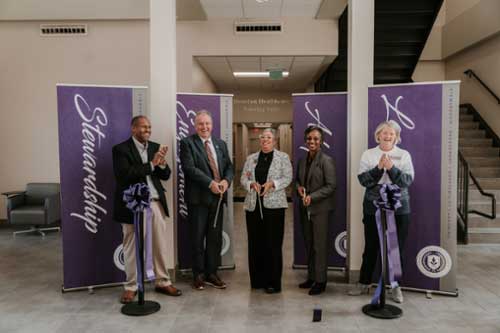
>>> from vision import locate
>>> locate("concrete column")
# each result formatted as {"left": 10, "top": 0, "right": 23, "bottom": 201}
{"left": 347, "top": 0, "right": 374, "bottom": 282}
{"left": 150, "top": 0, "right": 177, "bottom": 273}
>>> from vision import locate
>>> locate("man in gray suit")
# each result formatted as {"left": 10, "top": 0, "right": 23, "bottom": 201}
{"left": 179, "top": 110, "right": 234, "bottom": 290}
{"left": 296, "top": 126, "right": 336, "bottom": 295}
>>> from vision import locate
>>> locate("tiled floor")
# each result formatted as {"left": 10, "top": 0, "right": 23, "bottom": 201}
{"left": 0, "top": 204, "right": 499, "bottom": 332}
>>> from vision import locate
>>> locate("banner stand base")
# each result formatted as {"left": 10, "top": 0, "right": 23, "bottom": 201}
{"left": 292, "top": 264, "right": 346, "bottom": 272}
{"left": 121, "top": 300, "right": 160, "bottom": 316}
{"left": 362, "top": 304, "right": 402, "bottom": 319}
{"left": 61, "top": 282, "right": 124, "bottom": 294}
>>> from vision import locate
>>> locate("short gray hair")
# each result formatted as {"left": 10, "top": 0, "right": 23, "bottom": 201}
{"left": 195, "top": 110, "right": 213, "bottom": 122}
{"left": 374, "top": 120, "right": 402, "bottom": 144}
{"left": 260, "top": 128, "right": 277, "bottom": 139}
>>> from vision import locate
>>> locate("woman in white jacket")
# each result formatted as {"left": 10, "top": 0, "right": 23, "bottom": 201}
{"left": 240, "top": 128, "right": 292, "bottom": 294}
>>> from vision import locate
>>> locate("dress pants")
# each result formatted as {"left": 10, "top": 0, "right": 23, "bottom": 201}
{"left": 189, "top": 200, "right": 224, "bottom": 278}
{"left": 359, "top": 214, "right": 410, "bottom": 285}
{"left": 122, "top": 200, "right": 172, "bottom": 292}
{"left": 301, "top": 210, "right": 331, "bottom": 283}
{"left": 246, "top": 206, "right": 285, "bottom": 290}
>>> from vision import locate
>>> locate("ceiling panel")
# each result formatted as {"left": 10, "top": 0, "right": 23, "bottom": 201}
{"left": 261, "top": 56, "right": 293, "bottom": 71}
{"left": 243, "top": 0, "right": 282, "bottom": 18}
{"left": 195, "top": 55, "right": 332, "bottom": 93}
{"left": 200, "top": 0, "right": 243, "bottom": 18}
{"left": 281, "top": 0, "right": 322, "bottom": 17}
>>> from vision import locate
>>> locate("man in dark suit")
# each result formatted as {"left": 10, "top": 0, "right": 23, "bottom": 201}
{"left": 113, "top": 115, "right": 181, "bottom": 304}
{"left": 179, "top": 110, "right": 234, "bottom": 290}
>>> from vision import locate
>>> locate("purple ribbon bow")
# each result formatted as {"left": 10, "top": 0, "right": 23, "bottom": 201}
{"left": 371, "top": 183, "right": 403, "bottom": 305}
{"left": 123, "top": 183, "right": 155, "bottom": 293}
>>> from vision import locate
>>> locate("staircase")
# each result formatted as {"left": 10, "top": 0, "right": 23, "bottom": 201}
{"left": 315, "top": 0, "right": 444, "bottom": 92}
{"left": 459, "top": 104, "right": 500, "bottom": 244}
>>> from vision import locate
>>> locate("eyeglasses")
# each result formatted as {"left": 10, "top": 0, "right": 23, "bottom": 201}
{"left": 306, "top": 136, "right": 320, "bottom": 141}
{"left": 259, "top": 135, "right": 273, "bottom": 140}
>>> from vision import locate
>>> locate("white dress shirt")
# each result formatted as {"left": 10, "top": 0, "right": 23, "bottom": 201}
{"left": 132, "top": 136, "right": 160, "bottom": 199}
{"left": 199, "top": 136, "right": 219, "bottom": 171}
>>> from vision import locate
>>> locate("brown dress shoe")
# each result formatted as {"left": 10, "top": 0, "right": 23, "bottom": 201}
{"left": 120, "top": 290, "right": 137, "bottom": 304}
{"left": 205, "top": 274, "right": 227, "bottom": 289}
{"left": 192, "top": 275, "right": 205, "bottom": 290}
{"left": 155, "top": 285, "right": 182, "bottom": 297}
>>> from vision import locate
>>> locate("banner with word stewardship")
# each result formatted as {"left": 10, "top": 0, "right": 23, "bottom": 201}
{"left": 57, "top": 84, "right": 147, "bottom": 290}
{"left": 368, "top": 81, "right": 459, "bottom": 295}
{"left": 292, "top": 93, "right": 348, "bottom": 269}
{"left": 176, "top": 93, "right": 234, "bottom": 270}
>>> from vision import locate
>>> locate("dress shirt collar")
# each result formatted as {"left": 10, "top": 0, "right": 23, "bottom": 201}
{"left": 132, "top": 136, "right": 148, "bottom": 153}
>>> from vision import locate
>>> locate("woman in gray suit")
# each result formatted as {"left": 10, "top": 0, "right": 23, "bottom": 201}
{"left": 296, "top": 126, "right": 336, "bottom": 295}
{"left": 240, "top": 128, "right": 292, "bottom": 294}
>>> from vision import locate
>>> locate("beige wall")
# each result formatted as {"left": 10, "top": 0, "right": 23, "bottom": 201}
{"left": 233, "top": 92, "right": 292, "bottom": 123}
{"left": 445, "top": 0, "right": 480, "bottom": 23}
{"left": 446, "top": 33, "right": 500, "bottom": 136}
{"left": 0, "top": 0, "right": 148, "bottom": 20}
{"left": 176, "top": 18, "right": 338, "bottom": 92}
{"left": 442, "top": 0, "right": 500, "bottom": 58}
{"left": 412, "top": 61, "right": 446, "bottom": 82}
{"left": 0, "top": 20, "right": 149, "bottom": 218}
{"left": 191, "top": 58, "right": 218, "bottom": 93}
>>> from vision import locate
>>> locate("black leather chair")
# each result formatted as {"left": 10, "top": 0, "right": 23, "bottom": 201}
{"left": 2, "top": 183, "right": 61, "bottom": 237}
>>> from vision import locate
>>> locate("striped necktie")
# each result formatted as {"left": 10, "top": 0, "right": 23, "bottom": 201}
{"left": 204, "top": 140, "right": 221, "bottom": 182}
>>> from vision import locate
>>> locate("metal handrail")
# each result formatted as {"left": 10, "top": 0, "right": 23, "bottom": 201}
{"left": 464, "top": 69, "right": 500, "bottom": 105}
{"left": 457, "top": 151, "right": 469, "bottom": 243}
{"left": 468, "top": 171, "right": 497, "bottom": 219}
{"left": 457, "top": 151, "right": 497, "bottom": 244}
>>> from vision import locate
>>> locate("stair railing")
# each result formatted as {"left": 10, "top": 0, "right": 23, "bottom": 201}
{"left": 464, "top": 69, "right": 500, "bottom": 105}
{"left": 457, "top": 151, "right": 497, "bottom": 244}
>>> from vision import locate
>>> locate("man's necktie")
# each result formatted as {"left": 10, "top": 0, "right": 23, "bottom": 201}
{"left": 204, "top": 140, "right": 221, "bottom": 182}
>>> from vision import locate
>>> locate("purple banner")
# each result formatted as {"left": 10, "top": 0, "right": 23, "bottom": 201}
{"left": 292, "top": 93, "right": 347, "bottom": 268}
{"left": 57, "top": 85, "right": 138, "bottom": 289}
{"left": 176, "top": 94, "right": 221, "bottom": 270}
{"left": 368, "top": 84, "right": 442, "bottom": 291}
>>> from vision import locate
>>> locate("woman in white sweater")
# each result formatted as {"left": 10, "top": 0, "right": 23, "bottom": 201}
{"left": 348, "top": 120, "right": 414, "bottom": 303}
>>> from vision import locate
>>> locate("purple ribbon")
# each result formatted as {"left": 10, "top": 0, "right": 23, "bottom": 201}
{"left": 371, "top": 183, "right": 403, "bottom": 305}
{"left": 123, "top": 183, "right": 155, "bottom": 293}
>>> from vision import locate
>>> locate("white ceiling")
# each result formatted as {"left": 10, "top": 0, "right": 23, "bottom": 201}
{"left": 178, "top": 0, "right": 346, "bottom": 20}
{"left": 196, "top": 55, "right": 335, "bottom": 93}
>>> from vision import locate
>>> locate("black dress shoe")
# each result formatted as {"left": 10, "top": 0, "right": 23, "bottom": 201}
{"left": 265, "top": 287, "right": 281, "bottom": 294}
{"left": 298, "top": 279, "right": 314, "bottom": 289}
{"left": 308, "top": 282, "right": 326, "bottom": 295}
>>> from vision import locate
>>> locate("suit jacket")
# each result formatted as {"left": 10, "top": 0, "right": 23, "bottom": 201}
{"left": 179, "top": 134, "right": 234, "bottom": 206}
{"left": 296, "top": 150, "right": 336, "bottom": 215}
{"left": 112, "top": 137, "right": 171, "bottom": 224}
{"left": 240, "top": 150, "right": 292, "bottom": 211}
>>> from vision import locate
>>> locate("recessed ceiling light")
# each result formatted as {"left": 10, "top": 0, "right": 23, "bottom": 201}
{"left": 255, "top": 0, "right": 269, "bottom": 3}
{"left": 233, "top": 71, "right": 289, "bottom": 78}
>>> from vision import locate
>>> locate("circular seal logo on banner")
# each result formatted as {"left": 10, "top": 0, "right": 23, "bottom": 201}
{"left": 221, "top": 231, "right": 230, "bottom": 256}
{"left": 416, "top": 246, "right": 452, "bottom": 278}
{"left": 334, "top": 231, "right": 347, "bottom": 258}
{"left": 203, "top": 231, "right": 231, "bottom": 256}
{"left": 113, "top": 244, "right": 125, "bottom": 272}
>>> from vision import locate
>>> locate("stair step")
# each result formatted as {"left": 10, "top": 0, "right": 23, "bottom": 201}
{"left": 468, "top": 189, "right": 500, "bottom": 201}
{"left": 459, "top": 138, "right": 492, "bottom": 147}
{"left": 459, "top": 114, "right": 474, "bottom": 121}
{"left": 468, "top": 227, "right": 500, "bottom": 244}
{"left": 459, "top": 121, "right": 479, "bottom": 130}
{"left": 467, "top": 233, "right": 500, "bottom": 244}
{"left": 460, "top": 147, "right": 499, "bottom": 157}
{"left": 466, "top": 157, "right": 500, "bottom": 167}
{"left": 471, "top": 167, "right": 500, "bottom": 178}
{"left": 474, "top": 178, "right": 500, "bottom": 190}
{"left": 459, "top": 129, "right": 486, "bottom": 138}
{"left": 467, "top": 202, "right": 500, "bottom": 215}
{"left": 468, "top": 215, "right": 500, "bottom": 228}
